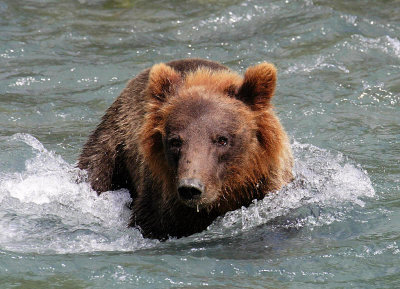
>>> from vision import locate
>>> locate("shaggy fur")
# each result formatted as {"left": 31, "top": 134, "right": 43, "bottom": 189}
{"left": 78, "top": 58, "right": 293, "bottom": 240}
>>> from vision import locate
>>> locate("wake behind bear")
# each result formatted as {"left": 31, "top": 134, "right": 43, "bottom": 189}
{"left": 78, "top": 58, "right": 293, "bottom": 240}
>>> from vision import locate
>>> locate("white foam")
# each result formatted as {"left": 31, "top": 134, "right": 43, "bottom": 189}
{"left": 205, "top": 141, "right": 375, "bottom": 236}
{"left": 0, "top": 134, "right": 374, "bottom": 252}
{"left": 350, "top": 34, "right": 400, "bottom": 58}
{"left": 0, "top": 134, "right": 157, "bottom": 254}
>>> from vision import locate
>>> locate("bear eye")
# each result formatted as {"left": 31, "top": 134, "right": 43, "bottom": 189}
{"left": 169, "top": 137, "right": 182, "bottom": 149}
{"left": 215, "top": 136, "right": 228, "bottom": 147}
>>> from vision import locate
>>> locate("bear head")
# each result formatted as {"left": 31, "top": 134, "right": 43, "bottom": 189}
{"left": 139, "top": 62, "right": 292, "bottom": 212}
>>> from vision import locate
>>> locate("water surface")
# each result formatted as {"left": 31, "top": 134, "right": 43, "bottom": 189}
{"left": 0, "top": 0, "right": 399, "bottom": 288}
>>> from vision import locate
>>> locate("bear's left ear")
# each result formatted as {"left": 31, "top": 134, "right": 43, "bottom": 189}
{"left": 147, "top": 63, "right": 181, "bottom": 102}
{"left": 237, "top": 62, "right": 277, "bottom": 110}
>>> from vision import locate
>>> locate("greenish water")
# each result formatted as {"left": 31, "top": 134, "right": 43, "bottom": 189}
{"left": 0, "top": 0, "right": 399, "bottom": 288}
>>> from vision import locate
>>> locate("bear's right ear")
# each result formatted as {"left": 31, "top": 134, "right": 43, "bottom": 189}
{"left": 147, "top": 63, "right": 181, "bottom": 102}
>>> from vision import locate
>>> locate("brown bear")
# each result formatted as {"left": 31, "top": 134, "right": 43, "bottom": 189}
{"left": 78, "top": 58, "right": 293, "bottom": 240}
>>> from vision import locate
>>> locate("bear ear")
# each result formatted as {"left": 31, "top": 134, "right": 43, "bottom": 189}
{"left": 147, "top": 63, "right": 181, "bottom": 101}
{"left": 237, "top": 62, "right": 277, "bottom": 110}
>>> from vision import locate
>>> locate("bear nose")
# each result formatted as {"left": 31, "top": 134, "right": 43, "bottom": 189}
{"left": 178, "top": 178, "right": 205, "bottom": 200}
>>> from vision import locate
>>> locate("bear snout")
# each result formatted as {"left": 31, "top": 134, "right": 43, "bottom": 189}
{"left": 178, "top": 178, "right": 205, "bottom": 201}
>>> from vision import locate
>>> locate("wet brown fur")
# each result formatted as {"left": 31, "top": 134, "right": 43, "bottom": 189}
{"left": 78, "top": 58, "right": 293, "bottom": 240}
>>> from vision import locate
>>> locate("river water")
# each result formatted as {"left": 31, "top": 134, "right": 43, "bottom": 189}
{"left": 0, "top": 0, "right": 399, "bottom": 288}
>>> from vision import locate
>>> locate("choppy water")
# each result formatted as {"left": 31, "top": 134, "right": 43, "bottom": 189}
{"left": 0, "top": 0, "right": 399, "bottom": 288}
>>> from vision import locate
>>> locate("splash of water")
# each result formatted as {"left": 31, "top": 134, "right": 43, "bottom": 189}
{"left": 0, "top": 134, "right": 374, "bottom": 253}
{"left": 201, "top": 141, "right": 375, "bottom": 239}
{"left": 0, "top": 133, "right": 157, "bottom": 253}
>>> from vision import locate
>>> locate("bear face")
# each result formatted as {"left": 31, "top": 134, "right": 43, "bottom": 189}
{"left": 162, "top": 89, "right": 256, "bottom": 209}
{"left": 139, "top": 63, "right": 292, "bottom": 214}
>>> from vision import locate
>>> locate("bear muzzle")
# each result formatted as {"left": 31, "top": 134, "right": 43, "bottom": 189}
{"left": 177, "top": 178, "right": 205, "bottom": 201}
